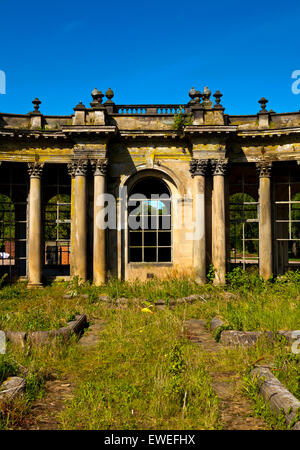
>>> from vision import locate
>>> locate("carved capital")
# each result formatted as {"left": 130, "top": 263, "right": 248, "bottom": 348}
{"left": 189, "top": 159, "right": 209, "bottom": 177}
{"left": 256, "top": 161, "right": 272, "bottom": 178}
{"left": 91, "top": 159, "right": 108, "bottom": 176}
{"left": 67, "top": 159, "right": 88, "bottom": 177}
{"left": 211, "top": 159, "right": 229, "bottom": 176}
{"left": 27, "top": 162, "right": 44, "bottom": 178}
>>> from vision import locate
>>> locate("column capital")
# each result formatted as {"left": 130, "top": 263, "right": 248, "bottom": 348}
{"left": 27, "top": 162, "right": 44, "bottom": 178}
{"left": 211, "top": 158, "right": 229, "bottom": 176}
{"left": 256, "top": 160, "right": 272, "bottom": 178}
{"left": 189, "top": 158, "right": 209, "bottom": 178}
{"left": 91, "top": 158, "right": 108, "bottom": 176}
{"left": 67, "top": 159, "right": 88, "bottom": 177}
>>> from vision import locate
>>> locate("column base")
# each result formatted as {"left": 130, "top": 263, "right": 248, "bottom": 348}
{"left": 27, "top": 282, "right": 43, "bottom": 289}
{"left": 195, "top": 276, "right": 206, "bottom": 285}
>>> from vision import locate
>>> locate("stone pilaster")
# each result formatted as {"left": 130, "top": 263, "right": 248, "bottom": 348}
{"left": 68, "top": 159, "right": 88, "bottom": 282}
{"left": 190, "top": 159, "right": 209, "bottom": 283}
{"left": 91, "top": 159, "right": 108, "bottom": 285}
{"left": 256, "top": 161, "right": 273, "bottom": 280}
{"left": 211, "top": 159, "right": 229, "bottom": 284}
{"left": 27, "top": 162, "right": 44, "bottom": 287}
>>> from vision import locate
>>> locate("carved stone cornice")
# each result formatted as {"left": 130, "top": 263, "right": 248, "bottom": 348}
{"left": 27, "top": 162, "right": 44, "bottom": 178}
{"left": 256, "top": 161, "right": 272, "bottom": 178}
{"left": 91, "top": 159, "right": 108, "bottom": 176}
{"left": 67, "top": 159, "right": 88, "bottom": 177}
{"left": 189, "top": 159, "right": 209, "bottom": 177}
{"left": 211, "top": 159, "right": 229, "bottom": 176}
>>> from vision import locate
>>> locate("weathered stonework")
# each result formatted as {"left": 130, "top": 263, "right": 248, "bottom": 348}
{"left": 1, "top": 87, "right": 300, "bottom": 284}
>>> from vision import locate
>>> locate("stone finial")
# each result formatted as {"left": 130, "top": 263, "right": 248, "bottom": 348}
{"left": 189, "top": 159, "right": 209, "bottom": 177}
{"left": 258, "top": 97, "right": 268, "bottom": 113}
{"left": 104, "top": 88, "right": 115, "bottom": 105}
{"left": 195, "top": 90, "right": 202, "bottom": 104}
{"left": 74, "top": 101, "right": 86, "bottom": 110}
{"left": 211, "top": 159, "right": 229, "bottom": 176}
{"left": 213, "top": 90, "right": 224, "bottom": 109}
{"left": 73, "top": 101, "right": 86, "bottom": 125}
{"left": 202, "top": 86, "right": 213, "bottom": 109}
{"left": 188, "top": 87, "right": 197, "bottom": 104}
{"left": 90, "top": 88, "right": 104, "bottom": 108}
{"left": 32, "top": 98, "right": 41, "bottom": 113}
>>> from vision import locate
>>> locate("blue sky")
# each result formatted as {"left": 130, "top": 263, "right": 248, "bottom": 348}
{"left": 0, "top": 0, "right": 300, "bottom": 115}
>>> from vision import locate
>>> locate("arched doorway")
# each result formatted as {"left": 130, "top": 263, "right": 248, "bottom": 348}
{"left": 128, "top": 177, "right": 172, "bottom": 263}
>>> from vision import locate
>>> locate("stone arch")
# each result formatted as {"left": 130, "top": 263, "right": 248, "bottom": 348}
{"left": 119, "top": 165, "right": 184, "bottom": 199}
{"left": 117, "top": 167, "right": 185, "bottom": 280}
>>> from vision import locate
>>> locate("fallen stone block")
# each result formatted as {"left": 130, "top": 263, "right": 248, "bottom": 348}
{"left": 4, "top": 331, "right": 26, "bottom": 347}
{"left": 98, "top": 295, "right": 112, "bottom": 303}
{"left": 220, "top": 330, "right": 274, "bottom": 346}
{"left": 251, "top": 366, "right": 300, "bottom": 430}
{"left": 67, "top": 314, "right": 88, "bottom": 336}
{"left": 278, "top": 330, "right": 300, "bottom": 344}
{"left": 0, "top": 377, "right": 26, "bottom": 402}
{"left": 210, "top": 317, "right": 225, "bottom": 331}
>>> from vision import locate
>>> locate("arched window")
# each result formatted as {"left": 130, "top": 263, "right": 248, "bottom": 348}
{"left": 44, "top": 194, "right": 71, "bottom": 266}
{"left": 128, "top": 177, "right": 171, "bottom": 263}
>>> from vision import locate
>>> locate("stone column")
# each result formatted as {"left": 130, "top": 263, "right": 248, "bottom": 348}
{"left": 91, "top": 159, "right": 108, "bottom": 285}
{"left": 256, "top": 161, "right": 273, "bottom": 280}
{"left": 27, "top": 162, "right": 44, "bottom": 287}
{"left": 190, "top": 159, "right": 209, "bottom": 283}
{"left": 211, "top": 159, "right": 229, "bottom": 284}
{"left": 68, "top": 159, "right": 88, "bottom": 282}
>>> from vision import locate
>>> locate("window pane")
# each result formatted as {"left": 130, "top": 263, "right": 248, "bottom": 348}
{"left": 292, "top": 222, "right": 300, "bottom": 240}
{"left": 129, "top": 231, "right": 142, "bottom": 246}
{"left": 158, "top": 232, "right": 171, "bottom": 246}
{"left": 158, "top": 247, "right": 171, "bottom": 262}
{"left": 245, "top": 222, "right": 258, "bottom": 239}
{"left": 159, "top": 216, "right": 171, "bottom": 230}
{"left": 129, "top": 247, "right": 142, "bottom": 262}
{"left": 144, "top": 247, "right": 156, "bottom": 262}
{"left": 144, "top": 231, "right": 157, "bottom": 247}
{"left": 128, "top": 214, "right": 142, "bottom": 230}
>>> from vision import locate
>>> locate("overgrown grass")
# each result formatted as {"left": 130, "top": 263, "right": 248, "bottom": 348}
{"left": 0, "top": 269, "right": 299, "bottom": 430}
{"left": 58, "top": 306, "right": 220, "bottom": 430}
{"left": 0, "top": 268, "right": 300, "bottom": 332}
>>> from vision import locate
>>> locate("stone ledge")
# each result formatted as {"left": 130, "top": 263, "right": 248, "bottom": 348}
{"left": 220, "top": 330, "right": 274, "bottom": 346}
{"left": 2, "top": 314, "right": 88, "bottom": 347}
{"left": 98, "top": 294, "right": 208, "bottom": 307}
{"left": 0, "top": 377, "right": 26, "bottom": 403}
{"left": 278, "top": 330, "right": 300, "bottom": 344}
{"left": 251, "top": 367, "right": 300, "bottom": 430}
{"left": 210, "top": 317, "right": 300, "bottom": 348}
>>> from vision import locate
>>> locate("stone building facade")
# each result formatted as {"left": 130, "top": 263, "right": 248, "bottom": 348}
{"left": 0, "top": 86, "right": 300, "bottom": 286}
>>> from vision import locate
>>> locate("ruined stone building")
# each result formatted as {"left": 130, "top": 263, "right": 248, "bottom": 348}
{"left": 0, "top": 86, "right": 300, "bottom": 286}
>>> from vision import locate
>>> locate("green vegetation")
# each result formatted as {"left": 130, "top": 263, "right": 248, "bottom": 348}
{"left": 0, "top": 194, "right": 14, "bottom": 252}
{"left": 59, "top": 309, "right": 220, "bottom": 430}
{"left": 0, "top": 269, "right": 299, "bottom": 430}
{"left": 229, "top": 193, "right": 258, "bottom": 258}
{"left": 44, "top": 194, "right": 70, "bottom": 241}
{"left": 171, "top": 108, "right": 193, "bottom": 130}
